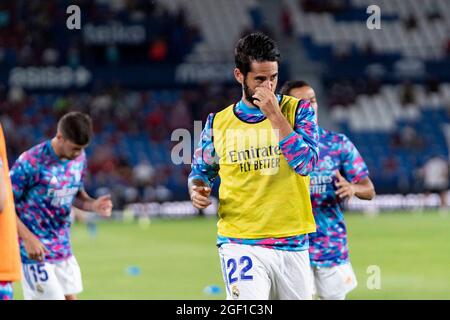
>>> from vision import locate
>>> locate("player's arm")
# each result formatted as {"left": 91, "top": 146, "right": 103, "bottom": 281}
{"left": 0, "top": 159, "right": 6, "bottom": 212}
{"left": 335, "top": 135, "right": 375, "bottom": 201}
{"left": 73, "top": 189, "right": 113, "bottom": 217}
{"left": 262, "top": 96, "right": 319, "bottom": 176}
{"left": 253, "top": 87, "right": 319, "bottom": 176}
{"left": 9, "top": 154, "right": 34, "bottom": 202}
{"left": 188, "top": 113, "right": 219, "bottom": 209}
{"left": 253, "top": 86, "right": 298, "bottom": 140}
{"left": 335, "top": 171, "right": 375, "bottom": 200}
{"left": 16, "top": 216, "right": 49, "bottom": 261}
{"left": 279, "top": 99, "right": 319, "bottom": 176}
{"left": 9, "top": 154, "right": 49, "bottom": 261}
{"left": 354, "top": 177, "right": 375, "bottom": 200}
{"left": 73, "top": 156, "right": 112, "bottom": 217}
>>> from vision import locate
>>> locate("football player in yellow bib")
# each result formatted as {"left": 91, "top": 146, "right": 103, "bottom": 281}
{"left": 188, "top": 33, "right": 319, "bottom": 300}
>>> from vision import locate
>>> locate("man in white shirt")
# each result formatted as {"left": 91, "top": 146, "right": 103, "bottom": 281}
{"left": 421, "top": 155, "right": 449, "bottom": 209}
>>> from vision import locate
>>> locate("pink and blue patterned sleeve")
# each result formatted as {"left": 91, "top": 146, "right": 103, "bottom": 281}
{"left": 188, "top": 113, "right": 220, "bottom": 188}
{"left": 279, "top": 100, "right": 319, "bottom": 176}
{"left": 340, "top": 134, "right": 369, "bottom": 183}
{"left": 10, "top": 154, "right": 37, "bottom": 202}
{"left": 79, "top": 154, "right": 88, "bottom": 192}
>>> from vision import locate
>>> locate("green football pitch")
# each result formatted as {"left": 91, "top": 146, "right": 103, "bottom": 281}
{"left": 13, "top": 210, "right": 450, "bottom": 300}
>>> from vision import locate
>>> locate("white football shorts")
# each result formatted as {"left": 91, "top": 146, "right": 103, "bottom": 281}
{"left": 218, "top": 243, "right": 313, "bottom": 300}
{"left": 310, "top": 262, "right": 357, "bottom": 300}
{"left": 22, "top": 255, "right": 83, "bottom": 300}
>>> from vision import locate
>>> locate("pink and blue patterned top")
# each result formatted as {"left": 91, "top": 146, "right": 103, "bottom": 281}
{"left": 0, "top": 281, "right": 13, "bottom": 300}
{"left": 10, "top": 141, "right": 87, "bottom": 264}
{"left": 189, "top": 95, "right": 319, "bottom": 251}
{"left": 309, "top": 127, "right": 369, "bottom": 267}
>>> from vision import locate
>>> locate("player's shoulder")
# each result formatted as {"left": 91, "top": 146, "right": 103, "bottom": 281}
{"left": 202, "top": 112, "right": 217, "bottom": 129}
{"left": 336, "top": 132, "right": 353, "bottom": 145}
{"left": 78, "top": 150, "right": 88, "bottom": 163}
{"left": 17, "top": 141, "right": 48, "bottom": 164}
{"left": 281, "top": 95, "right": 311, "bottom": 110}
{"left": 320, "top": 127, "right": 351, "bottom": 144}
{"left": 213, "top": 102, "right": 238, "bottom": 125}
{"left": 215, "top": 102, "right": 235, "bottom": 117}
{"left": 10, "top": 142, "right": 47, "bottom": 175}
{"left": 281, "top": 94, "right": 299, "bottom": 105}
{"left": 280, "top": 95, "right": 314, "bottom": 122}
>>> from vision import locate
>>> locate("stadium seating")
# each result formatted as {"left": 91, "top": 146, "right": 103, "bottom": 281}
{"left": 1, "top": 0, "right": 450, "bottom": 203}
{"left": 330, "top": 83, "right": 450, "bottom": 192}
{"left": 280, "top": 0, "right": 450, "bottom": 193}
{"left": 286, "top": 0, "right": 450, "bottom": 60}
{"left": 162, "top": 0, "right": 261, "bottom": 62}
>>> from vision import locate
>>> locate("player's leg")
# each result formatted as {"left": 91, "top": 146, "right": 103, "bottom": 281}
{"left": 21, "top": 262, "right": 65, "bottom": 300}
{"left": 218, "top": 244, "right": 272, "bottom": 300}
{"left": 275, "top": 250, "right": 313, "bottom": 300}
{"left": 0, "top": 281, "right": 14, "bottom": 300}
{"left": 438, "top": 189, "right": 448, "bottom": 211}
{"left": 310, "top": 267, "right": 320, "bottom": 299}
{"left": 54, "top": 256, "right": 83, "bottom": 300}
{"left": 314, "top": 262, "right": 357, "bottom": 300}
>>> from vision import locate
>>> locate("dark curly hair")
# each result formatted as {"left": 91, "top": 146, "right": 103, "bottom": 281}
{"left": 280, "top": 80, "right": 311, "bottom": 95}
{"left": 235, "top": 32, "right": 281, "bottom": 76}
{"left": 58, "top": 112, "right": 93, "bottom": 146}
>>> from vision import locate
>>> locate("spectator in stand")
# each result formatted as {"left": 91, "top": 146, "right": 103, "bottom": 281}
{"left": 420, "top": 155, "right": 449, "bottom": 210}
{"left": 0, "top": 83, "right": 241, "bottom": 207}
{"left": 426, "top": 3, "right": 442, "bottom": 21}
{"left": 446, "top": 38, "right": 450, "bottom": 58}
{"left": 400, "top": 81, "right": 416, "bottom": 106}
{"left": 148, "top": 38, "right": 168, "bottom": 62}
{"left": 280, "top": 5, "right": 293, "bottom": 37}
{"left": 404, "top": 13, "right": 418, "bottom": 31}
{"left": 1, "top": 1, "right": 199, "bottom": 66}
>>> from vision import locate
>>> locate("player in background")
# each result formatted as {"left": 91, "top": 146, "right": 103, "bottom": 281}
{"left": 420, "top": 155, "right": 449, "bottom": 211}
{"left": 281, "top": 80, "right": 375, "bottom": 300}
{"left": 189, "top": 33, "right": 319, "bottom": 300}
{"left": 0, "top": 124, "right": 22, "bottom": 300}
{"left": 10, "top": 112, "right": 113, "bottom": 300}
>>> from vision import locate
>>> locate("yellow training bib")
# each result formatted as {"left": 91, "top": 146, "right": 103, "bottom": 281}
{"left": 213, "top": 95, "right": 316, "bottom": 238}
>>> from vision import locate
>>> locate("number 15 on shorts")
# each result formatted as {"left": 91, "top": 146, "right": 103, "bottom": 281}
{"left": 24, "top": 263, "right": 49, "bottom": 291}
{"left": 227, "top": 256, "right": 253, "bottom": 284}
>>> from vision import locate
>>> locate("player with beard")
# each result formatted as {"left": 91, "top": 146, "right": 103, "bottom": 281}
{"left": 189, "top": 33, "right": 319, "bottom": 300}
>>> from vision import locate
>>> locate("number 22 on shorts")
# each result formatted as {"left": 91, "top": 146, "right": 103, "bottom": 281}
{"left": 227, "top": 256, "right": 253, "bottom": 284}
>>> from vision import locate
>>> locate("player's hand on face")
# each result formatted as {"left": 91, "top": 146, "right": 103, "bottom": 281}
{"left": 335, "top": 170, "right": 355, "bottom": 200}
{"left": 252, "top": 85, "right": 279, "bottom": 117}
{"left": 23, "top": 234, "right": 49, "bottom": 262}
{"left": 191, "top": 185, "right": 212, "bottom": 209}
{"left": 93, "top": 194, "right": 113, "bottom": 217}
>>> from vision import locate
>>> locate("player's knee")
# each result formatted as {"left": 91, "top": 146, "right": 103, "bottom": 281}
{"left": 65, "top": 294, "right": 78, "bottom": 300}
